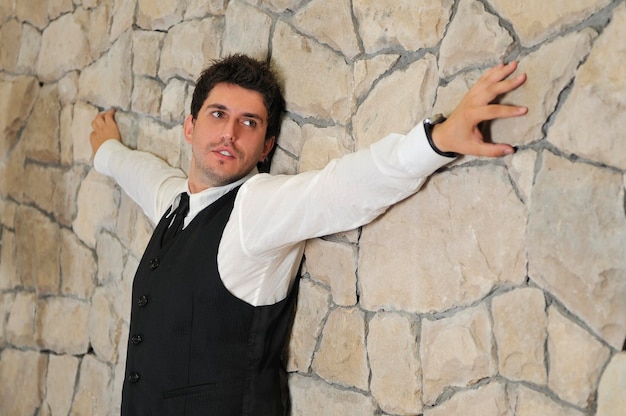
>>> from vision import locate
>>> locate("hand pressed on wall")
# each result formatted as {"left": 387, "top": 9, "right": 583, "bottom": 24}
{"left": 90, "top": 108, "right": 122, "bottom": 156}
{"left": 431, "top": 61, "right": 528, "bottom": 158}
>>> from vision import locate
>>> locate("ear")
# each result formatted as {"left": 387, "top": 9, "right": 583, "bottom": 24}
{"left": 259, "top": 136, "right": 276, "bottom": 162}
{"left": 183, "top": 115, "right": 195, "bottom": 144}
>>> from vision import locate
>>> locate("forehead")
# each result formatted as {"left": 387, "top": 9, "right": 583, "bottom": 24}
{"left": 203, "top": 82, "right": 268, "bottom": 119}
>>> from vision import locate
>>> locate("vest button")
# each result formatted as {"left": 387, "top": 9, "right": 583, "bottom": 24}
{"left": 137, "top": 295, "right": 148, "bottom": 307}
{"left": 130, "top": 334, "right": 143, "bottom": 345}
{"left": 149, "top": 258, "right": 160, "bottom": 269}
{"left": 128, "top": 372, "right": 140, "bottom": 383}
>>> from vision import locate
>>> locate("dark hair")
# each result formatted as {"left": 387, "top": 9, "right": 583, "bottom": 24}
{"left": 190, "top": 54, "right": 286, "bottom": 142}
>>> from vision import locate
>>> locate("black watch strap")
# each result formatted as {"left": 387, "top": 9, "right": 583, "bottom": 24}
{"left": 424, "top": 115, "right": 459, "bottom": 158}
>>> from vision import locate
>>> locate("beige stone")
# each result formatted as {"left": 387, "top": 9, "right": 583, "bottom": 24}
{"left": 507, "top": 384, "right": 586, "bottom": 416}
{"left": 16, "top": 0, "right": 48, "bottom": 29}
{"left": 548, "top": 306, "right": 611, "bottom": 407}
{"left": 36, "top": 12, "right": 91, "bottom": 82}
{"left": 16, "top": 206, "right": 61, "bottom": 293}
{"left": 486, "top": 0, "right": 611, "bottom": 47}
{"left": 0, "top": 349, "right": 47, "bottom": 415}
{"left": 424, "top": 382, "right": 510, "bottom": 416}
{"left": 293, "top": 0, "right": 360, "bottom": 59}
{"left": 299, "top": 125, "right": 352, "bottom": 173}
{"left": 289, "top": 373, "right": 377, "bottom": 416}
{"left": 96, "top": 231, "right": 126, "bottom": 284}
{"left": 115, "top": 192, "right": 154, "bottom": 258}
{"left": 354, "top": 0, "right": 453, "bottom": 53}
{"left": 90, "top": 285, "right": 125, "bottom": 363}
{"left": 137, "top": 0, "right": 183, "bottom": 31}
{"left": 269, "top": 147, "right": 298, "bottom": 175}
{"left": 354, "top": 55, "right": 438, "bottom": 150}
{"left": 132, "top": 30, "right": 164, "bottom": 77}
{"left": 1, "top": 21, "right": 20, "bottom": 59}
{"left": 312, "top": 308, "right": 369, "bottom": 390}
{"left": 82, "top": 3, "right": 111, "bottom": 61}
{"left": 71, "top": 101, "right": 100, "bottom": 164}
{"left": 159, "top": 18, "right": 223, "bottom": 82}
{"left": 0, "top": 74, "right": 38, "bottom": 155}
{"left": 6, "top": 291, "right": 37, "bottom": 347}
{"left": 58, "top": 71, "right": 79, "bottom": 106}
{"left": 276, "top": 118, "right": 303, "bottom": 159}
{"left": 73, "top": 169, "right": 120, "bottom": 248}
{"left": 78, "top": 30, "right": 132, "bottom": 109}
{"left": 132, "top": 76, "right": 162, "bottom": 116}
{"left": 61, "top": 229, "right": 97, "bottom": 299}
{"left": 490, "top": 29, "right": 596, "bottom": 146}
{"left": 0, "top": 136, "right": 26, "bottom": 203}
{"left": 0, "top": 230, "right": 18, "bottom": 290}
{"left": 359, "top": 165, "right": 526, "bottom": 314}
{"left": 23, "top": 163, "right": 61, "bottom": 215}
{"left": 286, "top": 279, "right": 331, "bottom": 372}
{"left": 549, "top": 3, "right": 626, "bottom": 169}
{"left": 505, "top": 149, "right": 537, "bottom": 203}
{"left": 528, "top": 152, "right": 626, "bottom": 349}
{"left": 0, "top": 293, "right": 15, "bottom": 345}
{"left": 492, "top": 288, "right": 547, "bottom": 384}
{"left": 71, "top": 355, "right": 112, "bottom": 416}
{"left": 185, "top": 0, "right": 229, "bottom": 18}
{"left": 43, "top": 354, "right": 79, "bottom": 416}
{"left": 304, "top": 238, "right": 357, "bottom": 306}
{"left": 439, "top": 0, "right": 513, "bottom": 78}
{"left": 37, "top": 297, "right": 90, "bottom": 354}
{"left": 223, "top": 0, "right": 272, "bottom": 59}
{"left": 110, "top": 0, "right": 135, "bottom": 42}
{"left": 421, "top": 304, "right": 496, "bottom": 404}
{"left": 596, "top": 352, "right": 626, "bottom": 416}
{"left": 368, "top": 312, "right": 422, "bottom": 414}
{"left": 52, "top": 165, "right": 86, "bottom": 227}
{"left": 0, "top": 0, "right": 15, "bottom": 22}
{"left": 0, "top": 197, "right": 18, "bottom": 228}
{"left": 23, "top": 84, "right": 61, "bottom": 163}
{"left": 17, "top": 21, "right": 41, "bottom": 73}
{"left": 354, "top": 54, "right": 400, "bottom": 100}
{"left": 137, "top": 118, "right": 182, "bottom": 167}
{"left": 160, "top": 78, "right": 187, "bottom": 123}
{"left": 48, "top": 0, "right": 74, "bottom": 20}
{"left": 272, "top": 21, "right": 354, "bottom": 123}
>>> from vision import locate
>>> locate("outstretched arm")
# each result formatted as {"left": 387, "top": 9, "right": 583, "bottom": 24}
{"left": 431, "top": 61, "right": 527, "bottom": 158}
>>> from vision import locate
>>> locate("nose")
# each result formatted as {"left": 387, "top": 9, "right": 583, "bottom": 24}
{"left": 221, "top": 119, "right": 237, "bottom": 142}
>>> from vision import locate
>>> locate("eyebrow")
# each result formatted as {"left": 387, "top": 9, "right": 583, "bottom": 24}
{"left": 205, "top": 103, "right": 266, "bottom": 123}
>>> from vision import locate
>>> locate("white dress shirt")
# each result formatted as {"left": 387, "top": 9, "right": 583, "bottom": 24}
{"left": 93, "top": 122, "right": 454, "bottom": 306}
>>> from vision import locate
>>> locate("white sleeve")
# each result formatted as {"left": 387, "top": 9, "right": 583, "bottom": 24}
{"left": 93, "top": 140, "right": 188, "bottom": 224}
{"left": 234, "top": 122, "right": 455, "bottom": 257}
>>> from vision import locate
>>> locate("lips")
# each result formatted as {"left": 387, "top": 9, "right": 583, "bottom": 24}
{"left": 213, "top": 146, "right": 236, "bottom": 159}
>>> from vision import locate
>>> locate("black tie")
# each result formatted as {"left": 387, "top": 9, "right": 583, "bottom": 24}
{"left": 162, "top": 192, "right": 189, "bottom": 245}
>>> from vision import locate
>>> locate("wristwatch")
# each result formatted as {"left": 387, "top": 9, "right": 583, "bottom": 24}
{"left": 424, "top": 114, "right": 458, "bottom": 158}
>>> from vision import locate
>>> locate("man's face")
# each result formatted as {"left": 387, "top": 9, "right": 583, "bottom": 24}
{"left": 184, "top": 82, "right": 275, "bottom": 192}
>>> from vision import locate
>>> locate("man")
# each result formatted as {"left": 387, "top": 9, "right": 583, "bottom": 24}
{"left": 90, "top": 54, "right": 527, "bottom": 415}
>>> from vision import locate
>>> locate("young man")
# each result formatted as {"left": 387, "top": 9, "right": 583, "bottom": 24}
{"left": 90, "top": 54, "right": 527, "bottom": 415}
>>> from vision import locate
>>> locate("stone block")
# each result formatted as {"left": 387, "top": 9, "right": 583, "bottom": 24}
{"left": 353, "top": 54, "right": 400, "bottom": 101}
{"left": 89, "top": 285, "right": 125, "bottom": 363}
{"left": 304, "top": 239, "right": 357, "bottom": 306}
{"left": 53, "top": 165, "right": 88, "bottom": 227}
{"left": 16, "top": 23, "right": 41, "bottom": 72}
{"left": 223, "top": 0, "right": 271, "bottom": 59}
{"left": 549, "top": 3, "right": 626, "bottom": 169}
{"left": 424, "top": 382, "right": 510, "bottom": 416}
{"left": 36, "top": 12, "right": 91, "bottom": 82}
{"left": 0, "top": 19, "right": 21, "bottom": 71}
{"left": 0, "top": 230, "right": 19, "bottom": 290}
{"left": 354, "top": 0, "right": 453, "bottom": 53}
{"left": 137, "top": 117, "right": 182, "bottom": 167}
{"left": 293, "top": 0, "right": 359, "bottom": 59}
{"left": 159, "top": 18, "right": 223, "bottom": 82}
{"left": 547, "top": 306, "right": 611, "bottom": 408}
{"left": 492, "top": 288, "right": 547, "bottom": 384}
{"left": 15, "top": 0, "right": 48, "bottom": 29}
{"left": 42, "top": 354, "right": 79, "bottom": 416}
{"left": 60, "top": 229, "right": 97, "bottom": 299}
{"left": 312, "top": 307, "right": 369, "bottom": 390}
{"left": 289, "top": 374, "right": 377, "bottom": 416}
{"left": 528, "top": 152, "right": 626, "bottom": 349}
{"left": 160, "top": 78, "right": 187, "bottom": 123}
{"left": 132, "top": 76, "right": 162, "bottom": 116}
{"left": 359, "top": 165, "right": 526, "bottom": 314}
{"left": 421, "top": 304, "right": 496, "bottom": 404}
{"left": 37, "top": 297, "right": 90, "bottom": 354}
{"left": 272, "top": 21, "right": 354, "bottom": 123}
{"left": 24, "top": 163, "right": 61, "bottom": 215}
{"left": 596, "top": 352, "right": 626, "bottom": 416}
{"left": 137, "top": 0, "right": 184, "bottom": 31}
{"left": 96, "top": 231, "right": 126, "bottom": 285}
{"left": 23, "top": 84, "right": 61, "bottom": 163}
{"left": 0, "top": 349, "right": 47, "bottom": 415}
{"left": 486, "top": 0, "right": 610, "bottom": 47}
{"left": 132, "top": 30, "right": 164, "bottom": 77}
{"left": 368, "top": 312, "right": 422, "bottom": 414}
{"left": 298, "top": 124, "right": 352, "bottom": 173}
{"left": 185, "top": 0, "right": 229, "bottom": 18}
{"left": 71, "top": 355, "right": 112, "bottom": 416}
{"left": 110, "top": 0, "right": 135, "bottom": 42}
{"left": 6, "top": 292, "right": 37, "bottom": 347}
{"left": 507, "top": 383, "right": 586, "bottom": 416}
{"left": 0, "top": 293, "right": 15, "bottom": 345}
{"left": 354, "top": 55, "right": 438, "bottom": 150}
{"left": 286, "top": 279, "right": 330, "bottom": 372}
{"left": 0, "top": 74, "right": 38, "bottom": 156}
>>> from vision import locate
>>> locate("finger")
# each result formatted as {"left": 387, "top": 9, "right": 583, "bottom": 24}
{"left": 469, "top": 142, "right": 515, "bottom": 158}
{"left": 485, "top": 73, "right": 526, "bottom": 98}
{"left": 480, "top": 61, "right": 519, "bottom": 85}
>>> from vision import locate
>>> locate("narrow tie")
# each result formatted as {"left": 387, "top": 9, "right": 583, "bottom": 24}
{"left": 162, "top": 192, "right": 189, "bottom": 245}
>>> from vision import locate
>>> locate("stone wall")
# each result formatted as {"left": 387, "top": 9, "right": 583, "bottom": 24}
{"left": 0, "top": 0, "right": 625, "bottom": 415}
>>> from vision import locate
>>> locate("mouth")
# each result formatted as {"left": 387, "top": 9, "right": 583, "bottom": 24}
{"left": 213, "top": 147, "right": 236, "bottom": 159}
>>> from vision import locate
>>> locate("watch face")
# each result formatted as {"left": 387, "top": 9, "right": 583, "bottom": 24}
{"left": 427, "top": 114, "right": 446, "bottom": 125}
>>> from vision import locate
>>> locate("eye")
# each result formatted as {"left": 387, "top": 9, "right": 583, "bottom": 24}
{"left": 211, "top": 110, "right": 225, "bottom": 119}
{"left": 242, "top": 119, "right": 257, "bottom": 127}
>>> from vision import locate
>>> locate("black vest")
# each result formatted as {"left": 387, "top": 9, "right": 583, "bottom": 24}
{"left": 121, "top": 187, "right": 298, "bottom": 416}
